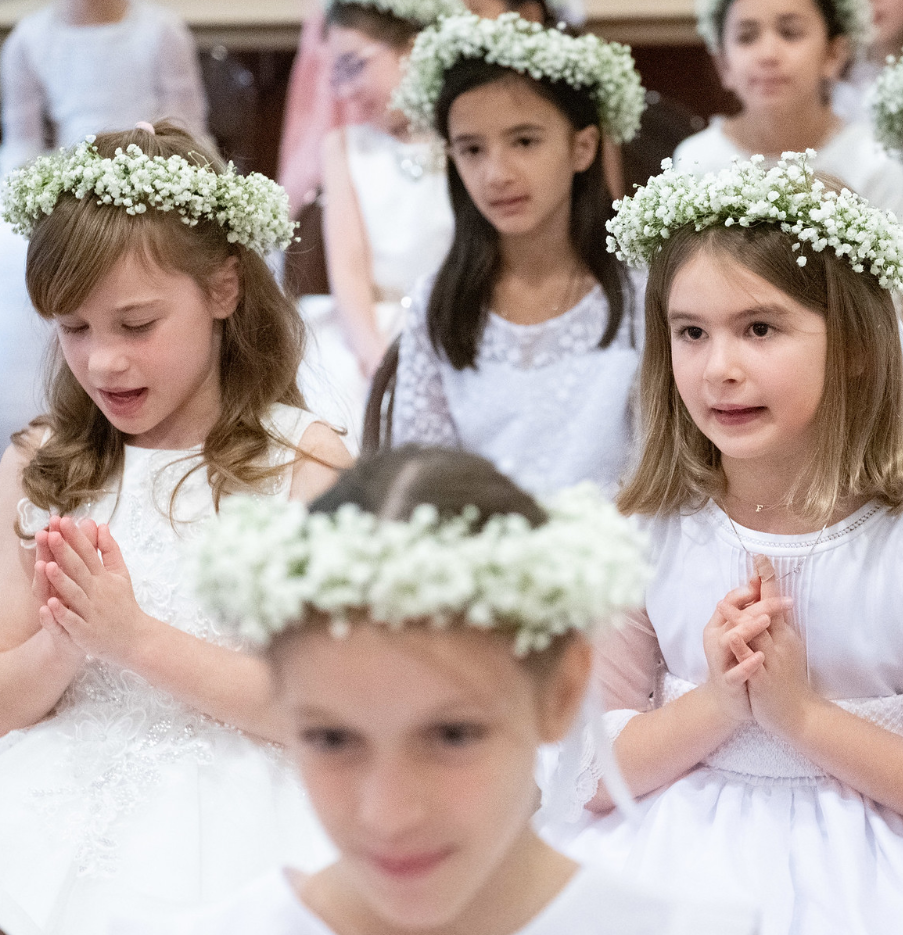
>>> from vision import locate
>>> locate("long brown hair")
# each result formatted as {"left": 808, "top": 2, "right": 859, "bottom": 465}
{"left": 618, "top": 223, "right": 903, "bottom": 523}
{"left": 14, "top": 122, "right": 307, "bottom": 534}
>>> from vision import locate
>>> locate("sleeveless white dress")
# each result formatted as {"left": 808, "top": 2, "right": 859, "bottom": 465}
{"left": 548, "top": 501, "right": 903, "bottom": 935}
{"left": 0, "top": 405, "right": 337, "bottom": 935}
{"left": 112, "top": 861, "right": 758, "bottom": 934}
{"left": 298, "top": 124, "right": 454, "bottom": 452}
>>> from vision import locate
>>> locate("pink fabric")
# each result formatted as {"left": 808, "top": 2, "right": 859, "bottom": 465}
{"left": 592, "top": 609, "right": 661, "bottom": 713}
{"left": 277, "top": 9, "right": 345, "bottom": 216}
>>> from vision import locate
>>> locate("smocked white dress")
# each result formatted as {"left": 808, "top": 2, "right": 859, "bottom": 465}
{"left": 298, "top": 124, "right": 454, "bottom": 452}
{"left": 391, "top": 276, "right": 642, "bottom": 496}
{"left": 550, "top": 501, "right": 903, "bottom": 935}
{"left": 112, "top": 860, "right": 758, "bottom": 935}
{"left": 0, "top": 405, "right": 336, "bottom": 935}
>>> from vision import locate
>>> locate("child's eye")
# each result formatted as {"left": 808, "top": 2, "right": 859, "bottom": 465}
{"left": 123, "top": 321, "right": 156, "bottom": 334}
{"left": 515, "top": 136, "right": 539, "bottom": 148}
{"left": 58, "top": 322, "right": 88, "bottom": 335}
{"left": 733, "top": 28, "right": 758, "bottom": 44}
{"left": 301, "top": 727, "right": 357, "bottom": 752}
{"left": 749, "top": 321, "right": 771, "bottom": 337}
{"left": 678, "top": 326, "right": 705, "bottom": 341}
{"left": 432, "top": 722, "right": 487, "bottom": 747}
{"left": 452, "top": 143, "right": 482, "bottom": 160}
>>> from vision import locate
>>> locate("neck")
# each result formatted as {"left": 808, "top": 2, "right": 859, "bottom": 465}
{"left": 498, "top": 206, "right": 577, "bottom": 283}
{"left": 63, "top": 0, "right": 128, "bottom": 25}
{"left": 725, "top": 102, "right": 838, "bottom": 158}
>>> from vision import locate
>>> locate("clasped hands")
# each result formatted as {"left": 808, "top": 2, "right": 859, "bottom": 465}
{"left": 703, "top": 554, "right": 823, "bottom": 741}
{"left": 32, "top": 515, "right": 148, "bottom": 667}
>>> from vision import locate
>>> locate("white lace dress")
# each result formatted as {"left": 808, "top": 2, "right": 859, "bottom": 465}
{"left": 298, "top": 124, "right": 454, "bottom": 452}
{"left": 547, "top": 501, "right": 903, "bottom": 935}
{"left": 112, "top": 861, "right": 758, "bottom": 935}
{"left": 0, "top": 405, "right": 336, "bottom": 935}
{"left": 391, "top": 277, "right": 642, "bottom": 496}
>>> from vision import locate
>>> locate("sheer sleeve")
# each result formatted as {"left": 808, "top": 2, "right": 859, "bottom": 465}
{"left": 0, "top": 24, "right": 47, "bottom": 175}
{"left": 391, "top": 281, "right": 461, "bottom": 448}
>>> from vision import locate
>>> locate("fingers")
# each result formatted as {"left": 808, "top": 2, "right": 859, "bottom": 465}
{"left": 716, "top": 595, "right": 792, "bottom": 629}
{"left": 720, "top": 580, "right": 760, "bottom": 611}
{"left": 78, "top": 518, "right": 99, "bottom": 551}
{"left": 721, "top": 611, "right": 772, "bottom": 648}
{"left": 754, "top": 554, "right": 781, "bottom": 602}
{"left": 44, "top": 561, "right": 88, "bottom": 617}
{"left": 57, "top": 516, "right": 103, "bottom": 574}
{"left": 97, "top": 524, "right": 128, "bottom": 575}
{"left": 723, "top": 647, "right": 765, "bottom": 685}
{"left": 46, "top": 529, "right": 96, "bottom": 592}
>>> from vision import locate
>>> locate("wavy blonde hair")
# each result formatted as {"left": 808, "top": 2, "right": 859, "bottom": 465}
{"left": 14, "top": 122, "right": 307, "bottom": 535}
{"left": 618, "top": 223, "right": 903, "bottom": 523}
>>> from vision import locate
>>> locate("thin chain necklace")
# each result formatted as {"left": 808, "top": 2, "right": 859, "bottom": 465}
{"left": 723, "top": 509, "right": 829, "bottom": 581}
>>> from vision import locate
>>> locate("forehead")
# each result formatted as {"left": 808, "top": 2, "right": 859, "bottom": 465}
{"left": 724, "top": 0, "right": 826, "bottom": 24}
{"left": 274, "top": 625, "right": 533, "bottom": 723}
{"left": 326, "top": 24, "right": 382, "bottom": 54}
{"left": 447, "top": 76, "right": 568, "bottom": 137}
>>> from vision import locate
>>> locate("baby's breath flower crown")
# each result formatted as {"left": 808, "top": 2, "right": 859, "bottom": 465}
{"left": 695, "top": 0, "right": 870, "bottom": 53}
{"left": 0, "top": 137, "right": 296, "bottom": 255}
{"left": 394, "top": 13, "right": 646, "bottom": 144}
{"left": 326, "top": 0, "right": 465, "bottom": 26}
{"left": 606, "top": 151, "right": 903, "bottom": 291}
{"left": 871, "top": 56, "right": 903, "bottom": 154}
{"left": 190, "top": 484, "right": 649, "bottom": 656}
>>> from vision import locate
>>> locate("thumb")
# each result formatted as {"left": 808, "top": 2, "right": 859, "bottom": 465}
{"left": 753, "top": 553, "right": 784, "bottom": 610}
{"left": 97, "top": 524, "right": 129, "bottom": 575}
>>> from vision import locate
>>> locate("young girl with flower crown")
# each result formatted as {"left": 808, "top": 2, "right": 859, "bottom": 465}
{"left": 545, "top": 154, "right": 903, "bottom": 935}
{"left": 115, "top": 446, "right": 756, "bottom": 935}
{"left": 0, "top": 122, "right": 350, "bottom": 935}
{"left": 298, "top": 0, "right": 460, "bottom": 451}
{"left": 673, "top": 0, "right": 903, "bottom": 217}
{"left": 389, "top": 13, "right": 646, "bottom": 495}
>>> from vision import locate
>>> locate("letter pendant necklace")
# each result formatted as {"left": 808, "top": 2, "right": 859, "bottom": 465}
{"left": 725, "top": 512, "right": 829, "bottom": 581}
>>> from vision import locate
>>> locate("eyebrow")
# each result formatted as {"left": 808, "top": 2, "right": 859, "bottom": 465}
{"left": 667, "top": 304, "right": 793, "bottom": 325}
{"left": 450, "top": 123, "right": 545, "bottom": 145}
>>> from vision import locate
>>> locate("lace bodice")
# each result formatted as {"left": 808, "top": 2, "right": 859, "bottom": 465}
{"left": 392, "top": 275, "right": 643, "bottom": 495}
{"left": 14, "top": 405, "right": 318, "bottom": 876}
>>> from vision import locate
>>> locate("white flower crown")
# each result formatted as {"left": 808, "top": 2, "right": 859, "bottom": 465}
{"left": 0, "top": 138, "right": 296, "bottom": 256}
{"left": 326, "top": 0, "right": 465, "bottom": 27}
{"left": 189, "top": 483, "right": 649, "bottom": 656}
{"left": 871, "top": 56, "right": 903, "bottom": 154}
{"left": 606, "top": 151, "right": 903, "bottom": 291}
{"left": 695, "top": 0, "right": 870, "bottom": 53}
{"left": 393, "top": 13, "right": 646, "bottom": 144}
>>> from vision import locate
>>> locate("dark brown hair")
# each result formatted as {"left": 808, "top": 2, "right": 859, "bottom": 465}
{"left": 324, "top": 2, "right": 421, "bottom": 46}
{"left": 618, "top": 223, "right": 903, "bottom": 522}
{"left": 428, "top": 60, "right": 632, "bottom": 369}
{"left": 14, "top": 122, "right": 307, "bottom": 533}
{"left": 713, "top": 0, "right": 846, "bottom": 47}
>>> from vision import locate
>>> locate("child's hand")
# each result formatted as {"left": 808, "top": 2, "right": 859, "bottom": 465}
{"left": 41, "top": 518, "right": 150, "bottom": 667}
{"left": 702, "top": 579, "right": 771, "bottom": 725}
{"left": 738, "top": 555, "right": 823, "bottom": 740}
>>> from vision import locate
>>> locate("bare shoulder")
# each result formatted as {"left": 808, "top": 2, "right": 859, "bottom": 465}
{"left": 289, "top": 420, "right": 354, "bottom": 504}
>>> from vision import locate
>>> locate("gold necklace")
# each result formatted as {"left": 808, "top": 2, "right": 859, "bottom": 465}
{"left": 724, "top": 512, "right": 828, "bottom": 581}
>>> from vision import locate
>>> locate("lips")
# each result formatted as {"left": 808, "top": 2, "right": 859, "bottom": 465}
{"left": 98, "top": 387, "right": 148, "bottom": 417}
{"left": 488, "top": 195, "right": 528, "bottom": 214}
{"left": 711, "top": 405, "right": 765, "bottom": 426}
{"left": 368, "top": 848, "right": 452, "bottom": 879}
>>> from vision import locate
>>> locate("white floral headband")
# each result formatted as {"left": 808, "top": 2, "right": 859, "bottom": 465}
{"left": 189, "top": 484, "right": 649, "bottom": 656}
{"left": 326, "top": 0, "right": 465, "bottom": 27}
{"left": 695, "top": 0, "right": 870, "bottom": 53}
{"left": 871, "top": 56, "right": 903, "bottom": 154}
{"left": 606, "top": 151, "right": 903, "bottom": 291}
{"left": 0, "top": 137, "right": 296, "bottom": 256}
{"left": 393, "top": 12, "right": 646, "bottom": 144}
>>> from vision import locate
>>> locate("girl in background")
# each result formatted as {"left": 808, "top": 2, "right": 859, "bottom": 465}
{"left": 674, "top": 0, "right": 903, "bottom": 217}
{"left": 0, "top": 123, "right": 348, "bottom": 934}
{"left": 390, "top": 13, "right": 645, "bottom": 495}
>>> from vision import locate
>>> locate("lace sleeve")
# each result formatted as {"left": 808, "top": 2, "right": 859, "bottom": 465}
{"left": 391, "top": 286, "right": 460, "bottom": 448}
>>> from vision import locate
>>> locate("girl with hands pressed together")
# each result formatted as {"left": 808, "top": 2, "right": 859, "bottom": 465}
{"left": 541, "top": 155, "right": 903, "bottom": 935}
{"left": 0, "top": 123, "right": 349, "bottom": 935}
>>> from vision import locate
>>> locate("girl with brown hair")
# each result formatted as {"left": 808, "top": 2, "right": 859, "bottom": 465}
{"left": 0, "top": 123, "right": 349, "bottom": 932}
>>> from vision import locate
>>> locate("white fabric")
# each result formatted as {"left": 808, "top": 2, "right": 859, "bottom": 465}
{"left": 112, "top": 861, "right": 758, "bottom": 935}
{"left": 832, "top": 61, "right": 882, "bottom": 126}
{"left": 391, "top": 275, "right": 642, "bottom": 496}
{"left": 0, "top": 0, "right": 208, "bottom": 175}
{"left": 673, "top": 117, "right": 903, "bottom": 218}
{"left": 297, "top": 124, "right": 453, "bottom": 451}
{"left": 0, "top": 404, "right": 338, "bottom": 935}
{"left": 549, "top": 500, "right": 903, "bottom": 935}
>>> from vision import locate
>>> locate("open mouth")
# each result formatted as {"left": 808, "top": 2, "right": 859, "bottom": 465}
{"left": 712, "top": 406, "right": 765, "bottom": 425}
{"left": 99, "top": 388, "right": 148, "bottom": 416}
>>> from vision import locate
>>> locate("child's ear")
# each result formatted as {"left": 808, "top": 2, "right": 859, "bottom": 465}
{"left": 536, "top": 638, "right": 592, "bottom": 744}
{"left": 823, "top": 34, "right": 850, "bottom": 82}
{"left": 208, "top": 255, "right": 241, "bottom": 320}
{"left": 572, "top": 125, "right": 600, "bottom": 174}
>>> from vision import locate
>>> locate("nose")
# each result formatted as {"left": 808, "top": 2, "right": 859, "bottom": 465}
{"left": 703, "top": 335, "right": 744, "bottom": 386}
{"left": 86, "top": 336, "right": 130, "bottom": 383}
{"left": 357, "top": 753, "right": 428, "bottom": 842}
{"left": 756, "top": 28, "right": 781, "bottom": 62}
{"left": 483, "top": 144, "right": 516, "bottom": 189}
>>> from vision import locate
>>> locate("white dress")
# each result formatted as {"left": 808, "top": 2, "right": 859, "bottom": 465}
{"left": 672, "top": 117, "right": 903, "bottom": 218}
{"left": 111, "top": 861, "right": 758, "bottom": 935}
{"left": 0, "top": 405, "right": 337, "bottom": 935}
{"left": 0, "top": 0, "right": 208, "bottom": 176}
{"left": 391, "top": 276, "right": 642, "bottom": 496}
{"left": 551, "top": 501, "right": 903, "bottom": 935}
{"left": 297, "top": 124, "right": 454, "bottom": 452}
